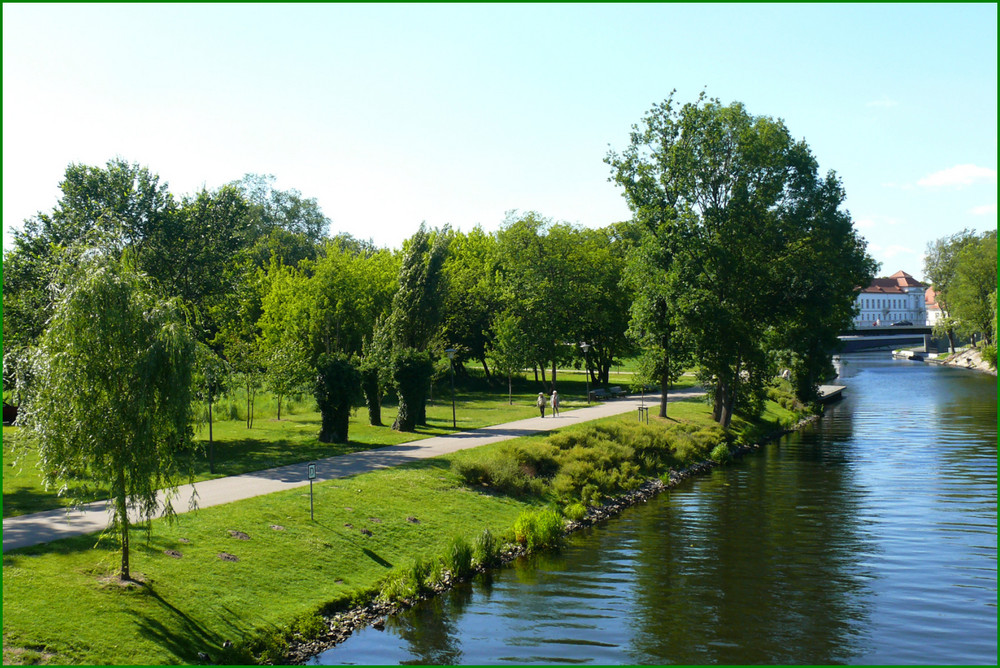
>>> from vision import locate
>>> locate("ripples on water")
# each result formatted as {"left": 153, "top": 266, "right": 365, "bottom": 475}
{"left": 311, "top": 355, "right": 996, "bottom": 665}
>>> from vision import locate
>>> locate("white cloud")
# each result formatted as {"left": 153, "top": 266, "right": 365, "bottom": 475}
{"left": 918, "top": 164, "right": 997, "bottom": 188}
{"left": 866, "top": 96, "right": 898, "bottom": 108}
{"left": 969, "top": 204, "right": 997, "bottom": 216}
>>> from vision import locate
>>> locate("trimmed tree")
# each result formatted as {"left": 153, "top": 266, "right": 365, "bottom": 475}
{"left": 17, "top": 253, "right": 196, "bottom": 581}
{"left": 314, "top": 353, "right": 362, "bottom": 443}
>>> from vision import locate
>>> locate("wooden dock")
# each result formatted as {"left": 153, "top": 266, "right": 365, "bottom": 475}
{"left": 817, "top": 385, "right": 846, "bottom": 402}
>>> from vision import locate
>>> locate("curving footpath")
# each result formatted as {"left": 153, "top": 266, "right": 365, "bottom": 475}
{"left": 2, "top": 389, "right": 703, "bottom": 551}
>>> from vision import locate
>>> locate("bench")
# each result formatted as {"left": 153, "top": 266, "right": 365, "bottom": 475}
{"left": 609, "top": 386, "right": 626, "bottom": 398}
{"left": 589, "top": 388, "right": 610, "bottom": 401}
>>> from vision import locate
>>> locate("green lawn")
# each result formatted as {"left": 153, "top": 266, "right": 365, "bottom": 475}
{"left": 4, "top": 371, "right": 688, "bottom": 518}
{"left": 2, "top": 393, "right": 802, "bottom": 666}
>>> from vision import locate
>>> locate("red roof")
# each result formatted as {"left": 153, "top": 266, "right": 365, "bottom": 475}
{"left": 860, "top": 270, "right": 926, "bottom": 294}
{"left": 925, "top": 286, "right": 941, "bottom": 310}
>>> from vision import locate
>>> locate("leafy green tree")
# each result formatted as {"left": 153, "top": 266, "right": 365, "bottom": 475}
{"left": 387, "top": 225, "right": 451, "bottom": 431}
{"left": 494, "top": 213, "right": 590, "bottom": 390}
{"left": 263, "top": 339, "right": 312, "bottom": 420}
{"left": 487, "top": 312, "right": 530, "bottom": 404}
{"left": 360, "top": 316, "right": 394, "bottom": 426}
{"left": 441, "top": 227, "right": 502, "bottom": 379}
{"left": 608, "top": 92, "right": 876, "bottom": 426}
{"left": 924, "top": 229, "right": 980, "bottom": 352}
{"left": 223, "top": 336, "right": 264, "bottom": 429}
{"left": 16, "top": 253, "right": 196, "bottom": 581}
{"left": 573, "top": 225, "right": 636, "bottom": 385}
{"left": 622, "top": 215, "right": 696, "bottom": 417}
{"left": 151, "top": 185, "right": 256, "bottom": 343}
{"left": 194, "top": 343, "right": 229, "bottom": 474}
{"left": 314, "top": 354, "right": 362, "bottom": 443}
{"left": 389, "top": 347, "right": 435, "bottom": 432}
{"left": 231, "top": 173, "right": 330, "bottom": 245}
{"left": 2, "top": 159, "right": 176, "bottom": 357}
{"left": 948, "top": 231, "right": 998, "bottom": 344}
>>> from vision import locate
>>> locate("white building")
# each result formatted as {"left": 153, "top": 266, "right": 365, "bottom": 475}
{"left": 853, "top": 270, "right": 927, "bottom": 328}
{"left": 925, "top": 287, "right": 943, "bottom": 327}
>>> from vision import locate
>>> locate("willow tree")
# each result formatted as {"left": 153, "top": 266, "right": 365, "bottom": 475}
{"left": 17, "top": 253, "right": 196, "bottom": 582}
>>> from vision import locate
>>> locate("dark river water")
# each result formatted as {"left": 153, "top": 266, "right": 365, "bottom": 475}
{"left": 310, "top": 354, "right": 997, "bottom": 665}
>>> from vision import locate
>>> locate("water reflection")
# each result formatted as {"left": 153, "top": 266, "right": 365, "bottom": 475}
{"left": 312, "top": 354, "right": 996, "bottom": 665}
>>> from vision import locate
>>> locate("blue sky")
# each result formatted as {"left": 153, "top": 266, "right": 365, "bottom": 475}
{"left": 3, "top": 3, "right": 996, "bottom": 280}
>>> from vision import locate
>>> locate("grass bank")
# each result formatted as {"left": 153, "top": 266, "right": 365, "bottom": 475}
{"left": 3, "top": 386, "right": 798, "bottom": 666}
{"left": 4, "top": 370, "right": 680, "bottom": 518}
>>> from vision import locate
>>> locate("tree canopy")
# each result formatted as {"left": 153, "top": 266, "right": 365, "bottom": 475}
{"left": 607, "top": 92, "right": 876, "bottom": 425}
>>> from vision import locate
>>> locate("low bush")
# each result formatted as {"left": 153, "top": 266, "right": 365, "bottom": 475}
{"left": 473, "top": 527, "right": 501, "bottom": 568}
{"left": 563, "top": 502, "right": 587, "bottom": 521}
{"left": 513, "top": 508, "right": 563, "bottom": 551}
{"left": 451, "top": 445, "right": 545, "bottom": 497}
{"left": 445, "top": 536, "right": 474, "bottom": 580}
{"left": 982, "top": 344, "right": 997, "bottom": 369}
{"left": 709, "top": 442, "right": 730, "bottom": 464}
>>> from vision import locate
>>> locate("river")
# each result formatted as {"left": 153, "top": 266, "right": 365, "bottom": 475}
{"left": 309, "top": 353, "right": 997, "bottom": 665}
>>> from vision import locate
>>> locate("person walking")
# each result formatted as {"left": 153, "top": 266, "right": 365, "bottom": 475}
{"left": 536, "top": 392, "right": 546, "bottom": 418}
{"left": 550, "top": 389, "right": 560, "bottom": 417}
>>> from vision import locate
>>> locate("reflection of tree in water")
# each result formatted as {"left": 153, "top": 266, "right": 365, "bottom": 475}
{"left": 387, "top": 582, "right": 475, "bottom": 665}
{"left": 626, "top": 426, "right": 874, "bottom": 664}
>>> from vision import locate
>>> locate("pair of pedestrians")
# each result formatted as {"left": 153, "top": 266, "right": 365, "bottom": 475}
{"left": 536, "top": 390, "right": 560, "bottom": 418}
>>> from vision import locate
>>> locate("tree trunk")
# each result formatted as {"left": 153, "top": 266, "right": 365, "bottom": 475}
{"left": 551, "top": 359, "right": 557, "bottom": 391}
{"left": 208, "top": 397, "right": 215, "bottom": 474}
{"left": 117, "top": 470, "right": 131, "bottom": 581}
{"left": 361, "top": 368, "right": 383, "bottom": 426}
{"left": 319, "top": 399, "right": 351, "bottom": 443}
{"left": 540, "top": 365, "right": 547, "bottom": 385}
{"left": 508, "top": 373, "right": 513, "bottom": 405}
{"left": 659, "top": 354, "right": 669, "bottom": 419}
{"left": 393, "top": 393, "right": 415, "bottom": 432}
{"left": 947, "top": 329, "right": 956, "bottom": 354}
{"left": 480, "top": 356, "right": 493, "bottom": 383}
{"left": 417, "top": 380, "right": 428, "bottom": 425}
{"left": 277, "top": 394, "right": 283, "bottom": 420}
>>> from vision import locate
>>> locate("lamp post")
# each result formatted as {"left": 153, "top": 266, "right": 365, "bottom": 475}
{"left": 580, "top": 342, "right": 591, "bottom": 404}
{"left": 445, "top": 349, "right": 456, "bottom": 428}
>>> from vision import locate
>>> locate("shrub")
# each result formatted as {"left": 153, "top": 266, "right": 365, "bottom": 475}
{"left": 563, "top": 502, "right": 587, "bottom": 521}
{"left": 982, "top": 344, "right": 997, "bottom": 369}
{"left": 451, "top": 445, "right": 545, "bottom": 497}
{"left": 379, "top": 556, "right": 432, "bottom": 603}
{"left": 513, "top": 508, "right": 564, "bottom": 551}
{"left": 709, "top": 442, "right": 730, "bottom": 464}
{"left": 445, "top": 536, "right": 474, "bottom": 580}
{"left": 474, "top": 527, "right": 501, "bottom": 568}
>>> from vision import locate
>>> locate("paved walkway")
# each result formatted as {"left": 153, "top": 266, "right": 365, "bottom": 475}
{"left": 2, "top": 389, "right": 703, "bottom": 551}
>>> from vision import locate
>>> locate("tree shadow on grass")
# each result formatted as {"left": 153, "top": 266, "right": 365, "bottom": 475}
{"left": 125, "top": 583, "right": 250, "bottom": 663}
{"left": 2, "top": 484, "right": 107, "bottom": 519}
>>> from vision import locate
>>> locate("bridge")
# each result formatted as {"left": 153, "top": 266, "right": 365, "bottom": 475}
{"left": 838, "top": 325, "right": 934, "bottom": 353}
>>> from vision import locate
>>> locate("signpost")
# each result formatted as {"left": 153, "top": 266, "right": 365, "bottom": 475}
{"left": 308, "top": 463, "right": 317, "bottom": 521}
